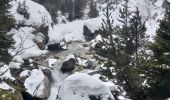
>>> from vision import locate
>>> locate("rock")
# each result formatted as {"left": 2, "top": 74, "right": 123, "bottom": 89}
{"left": 10, "top": 68, "right": 23, "bottom": 78}
{"left": 42, "top": 69, "right": 53, "bottom": 83}
{"left": 32, "top": 24, "right": 49, "bottom": 50}
{"left": 34, "top": 32, "right": 46, "bottom": 50}
{"left": 78, "top": 52, "right": 89, "bottom": 59}
{"left": 83, "top": 43, "right": 89, "bottom": 47}
{"left": 83, "top": 25, "right": 94, "bottom": 41}
{"left": 47, "top": 43, "right": 63, "bottom": 51}
{"left": 21, "top": 91, "right": 41, "bottom": 100}
{"left": 24, "top": 69, "right": 51, "bottom": 99}
{"left": 84, "top": 60, "right": 97, "bottom": 69}
{"left": 39, "top": 75, "right": 51, "bottom": 99}
{"left": 60, "top": 58, "right": 76, "bottom": 73}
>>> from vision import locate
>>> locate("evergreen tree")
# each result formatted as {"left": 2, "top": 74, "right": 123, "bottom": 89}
{"left": 95, "top": 1, "right": 147, "bottom": 99}
{"left": 88, "top": 0, "right": 99, "bottom": 18}
{"left": 148, "top": 0, "right": 170, "bottom": 99}
{"left": 74, "top": 0, "right": 86, "bottom": 19}
{"left": 0, "top": 0, "right": 15, "bottom": 67}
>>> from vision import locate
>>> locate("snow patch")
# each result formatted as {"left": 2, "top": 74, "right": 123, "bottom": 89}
{"left": 58, "top": 73, "right": 114, "bottom": 100}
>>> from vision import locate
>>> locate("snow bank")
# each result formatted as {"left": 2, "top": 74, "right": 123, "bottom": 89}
{"left": 9, "top": 27, "right": 47, "bottom": 59}
{"left": 10, "top": 0, "right": 52, "bottom": 27}
{"left": 24, "top": 69, "right": 45, "bottom": 96}
{"left": 58, "top": 73, "right": 114, "bottom": 100}
{"left": 48, "top": 17, "right": 102, "bottom": 44}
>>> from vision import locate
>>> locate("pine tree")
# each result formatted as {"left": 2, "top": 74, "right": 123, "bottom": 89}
{"left": 88, "top": 0, "right": 99, "bottom": 18}
{"left": 148, "top": 0, "right": 170, "bottom": 99}
{"left": 0, "top": 0, "right": 15, "bottom": 67}
{"left": 95, "top": 1, "right": 147, "bottom": 99}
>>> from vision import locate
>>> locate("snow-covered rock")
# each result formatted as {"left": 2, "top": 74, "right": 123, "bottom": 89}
{"left": 48, "top": 59, "right": 57, "bottom": 68}
{"left": 58, "top": 73, "right": 115, "bottom": 100}
{"left": 20, "top": 70, "right": 31, "bottom": 78}
{"left": 48, "top": 17, "right": 102, "bottom": 44}
{"left": 12, "top": 55, "right": 24, "bottom": 64}
{"left": 24, "top": 69, "right": 51, "bottom": 98}
{"left": 9, "top": 27, "right": 47, "bottom": 59}
{"left": 10, "top": 0, "right": 52, "bottom": 27}
{"left": 9, "top": 62, "right": 21, "bottom": 69}
{"left": 0, "top": 65, "right": 15, "bottom": 80}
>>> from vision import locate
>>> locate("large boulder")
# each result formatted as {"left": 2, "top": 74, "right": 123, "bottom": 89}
{"left": 83, "top": 25, "right": 94, "bottom": 41}
{"left": 58, "top": 73, "right": 115, "bottom": 100}
{"left": 60, "top": 58, "right": 77, "bottom": 73}
{"left": 24, "top": 69, "right": 51, "bottom": 99}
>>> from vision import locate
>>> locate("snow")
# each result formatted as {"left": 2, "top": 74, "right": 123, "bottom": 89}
{"left": 58, "top": 73, "right": 114, "bottom": 100}
{"left": 48, "top": 59, "right": 57, "bottom": 68}
{"left": 0, "top": 82, "right": 13, "bottom": 90}
{"left": 128, "top": 0, "right": 164, "bottom": 41}
{"left": 9, "top": 62, "right": 21, "bottom": 69}
{"left": 24, "top": 69, "right": 45, "bottom": 96}
{"left": 48, "top": 17, "right": 102, "bottom": 44}
{"left": 35, "top": 32, "right": 45, "bottom": 43}
{"left": 66, "top": 54, "right": 75, "bottom": 61}
{"left": 90, "top": 35, "right": 102, "bottom": 48}
{"left": 0, "top": 65, "right": 15, "bottom": 80}
{"left": 103, "top": 81, "right": 118, "bottom": 92}
{"left": 118, "top": 96, "right": 131, "bottom": 100}
{"left": 48, "top": 60, "right": 68, "bottom": 100}
{"left": 9, "top": 27, "right": 47, "bottom": 59}
{"left": 4, "top": 0, "right": 166, "bottom": 100}
{"left": 12, "top": 55, "right": 24, "bottom": 64}
{"left": 10, "top": 0, "right": 52, "bottom": 27}
{"left": 20, "top": 70, "right": 31, "bottom": 78}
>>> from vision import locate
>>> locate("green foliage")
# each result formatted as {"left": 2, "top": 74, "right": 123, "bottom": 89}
{"left": 0, "top": 89, "right": 23, "bottom": 100}
{"left": 0, "top": 0, "right": 15, "bottom": 67}
{"left": 88, "top": 0, "right": 99, "bottom": 18}
{"left": 94, "top": 1, "right": 147, "bottom": 99}
{"left": 147, "top": 1, "right": 170, "bottom": 99}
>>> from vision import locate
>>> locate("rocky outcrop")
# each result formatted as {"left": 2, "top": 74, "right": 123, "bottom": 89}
{"left": 60, "top": 58, "right": 77, "bottom": 73}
